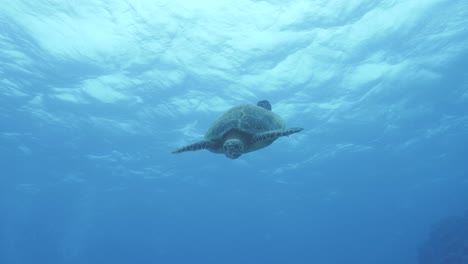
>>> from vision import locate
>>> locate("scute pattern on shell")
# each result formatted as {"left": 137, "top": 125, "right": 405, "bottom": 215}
{"left": 205, "top": 104, "right": 285, "bottom": 141}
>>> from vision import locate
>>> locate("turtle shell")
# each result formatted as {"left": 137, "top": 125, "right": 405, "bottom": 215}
{"left": 204, "top": 104, "right": 285, "bottom": 152}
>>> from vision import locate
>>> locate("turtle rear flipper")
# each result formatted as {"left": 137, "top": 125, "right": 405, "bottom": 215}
{"left": 172, "top": 140, "right": 215, "bottom": 154}
{"left": 256, "top": 100, "right": 272, "bottom": 111}
{"left": 251, "top": 127, "right": 303, "bottom": 143}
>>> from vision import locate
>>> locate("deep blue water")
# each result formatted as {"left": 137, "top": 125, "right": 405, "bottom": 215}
{"left": 1, "top": 1, "right": 468, "bottom": 264}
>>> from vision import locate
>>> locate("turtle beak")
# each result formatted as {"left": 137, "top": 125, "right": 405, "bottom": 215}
{"left": 226, "top": 152, "right": 241, "bottom": 159}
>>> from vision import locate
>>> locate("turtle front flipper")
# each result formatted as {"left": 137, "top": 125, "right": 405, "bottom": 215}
{"left": 172, "top": 140, "right": 215, "bottom": 154}
{"left": 251, "top": 127, "right": 303, "bottom": 143}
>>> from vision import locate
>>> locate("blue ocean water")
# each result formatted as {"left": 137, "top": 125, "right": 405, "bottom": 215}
{"left": 1, "top": 1, "right": 468, "bottom": 263}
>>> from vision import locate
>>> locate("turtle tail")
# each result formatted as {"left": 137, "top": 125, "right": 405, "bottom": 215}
{"left": 172, "top": 140, "right": 215, "bottom": 154}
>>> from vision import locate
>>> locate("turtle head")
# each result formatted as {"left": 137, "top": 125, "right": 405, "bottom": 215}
{"left": 223, "top": 139, "right": 244, "bottom": 159}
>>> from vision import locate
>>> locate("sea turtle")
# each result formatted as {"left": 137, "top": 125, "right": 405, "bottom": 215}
{"left": 172, "top": 100, "right": 303, "bottom": 159}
